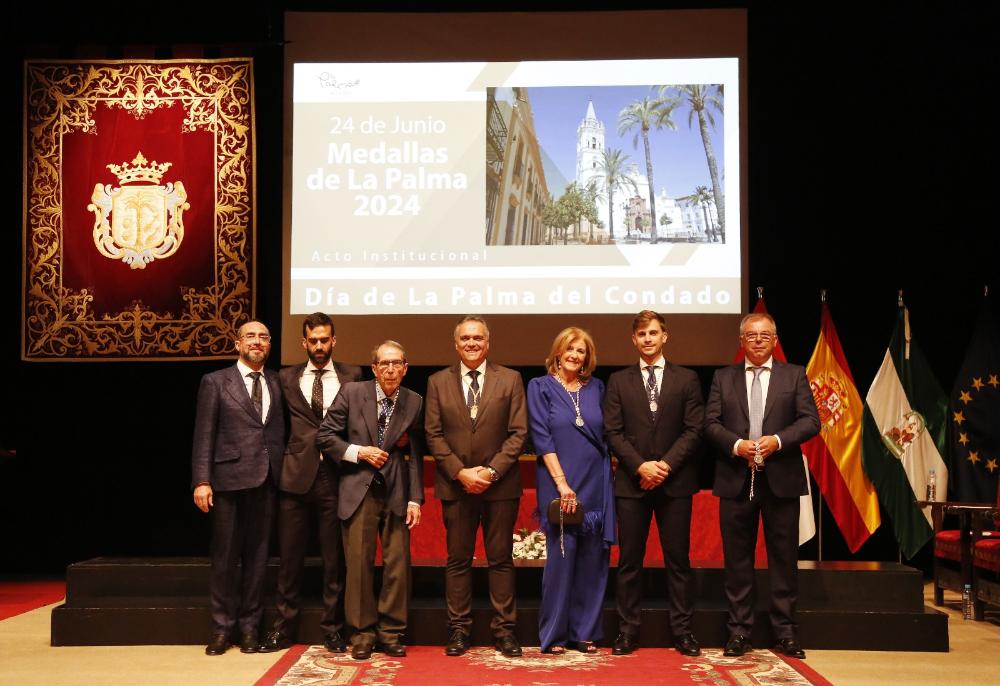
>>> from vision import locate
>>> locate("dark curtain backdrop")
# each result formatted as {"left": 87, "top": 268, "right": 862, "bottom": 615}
{"left": 4, "top": 2, "right": 998, "bottom": 573}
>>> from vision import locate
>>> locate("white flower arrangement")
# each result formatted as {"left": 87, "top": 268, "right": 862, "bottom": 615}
{"left": 512, "top": 527, "right": 547, "bottom": 560}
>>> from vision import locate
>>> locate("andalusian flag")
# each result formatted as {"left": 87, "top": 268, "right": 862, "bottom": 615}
{"left": 949, "top": 297, "right": 1000, "bottom": 503}
{"left": 802, "top": 301, "right": 881, "bottom": 553}
{"left": 862, "top": 303, "right": 948, "bottom": 559}
{"left": 734, "top": 292, "right": 816, "bottom": 545}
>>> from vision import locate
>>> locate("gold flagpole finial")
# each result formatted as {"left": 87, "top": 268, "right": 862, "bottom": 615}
{"left": 756, "top": 286, "right": 764, "bottom": 301}
{"left": 985, "top": 285, "right": 989, "bottom": 298}
{"left": 820, "top": 289, "right": 827, "bottom": 303}
{"left": 897, "top": 289, "right": 904, "bottom": 307}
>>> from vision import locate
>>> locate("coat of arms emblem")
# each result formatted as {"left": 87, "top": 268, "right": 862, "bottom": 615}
{"left": 881, "top": 410, "right": 926, "bottom": 458}
{"left": 810, "top": 373, "right": 848, "bottom": 429}
{"left": 88, "top": 152, "right": 189, "bottom": 269}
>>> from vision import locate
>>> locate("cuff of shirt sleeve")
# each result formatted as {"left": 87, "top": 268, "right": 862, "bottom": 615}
{"left": 344, "top": 444, "right": 360, "bottom": 463}
{"left": 731, "top": 439, "right": 741, "bottom": 456}
{"left": 407, "top": 501, "right": 420, "bottom": 509}
{"left": 774, "top": 434, "right": 782, "bottom": 450}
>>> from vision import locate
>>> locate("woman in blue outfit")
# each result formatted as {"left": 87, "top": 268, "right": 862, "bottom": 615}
{"left": 527, "top": 327, "right": 616, "bottom": 654}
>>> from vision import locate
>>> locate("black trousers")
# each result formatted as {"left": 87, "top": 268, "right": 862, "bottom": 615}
{"left": 615, "top": 492, "right": 694, "bottom": 637}
{"left": 209, "top": 480, "right": 275, "bottom": 636}
{"left": 273, "top": 463, "right": 343, "bottom": 639}
{"left": 719, "top": 469, "right": 800, "bottom": 640}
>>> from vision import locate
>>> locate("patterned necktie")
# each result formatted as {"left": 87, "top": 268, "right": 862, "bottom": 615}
{"left": 749, "top": 367, "right": 765, "bottom": 440}
{"left": 645, "top": 365, "right": 657, "bottom": 417}
{"left": 249, "top": 371, "right": 263, "bottom": 419}
{"left": 467, "top": 370, "right": 480, "bottom": 411}
{"left": 311, "top": 369, "right": 326, "bottom": 419}
{"left": 378, "top": 396, "right": 393, "bottom": 446}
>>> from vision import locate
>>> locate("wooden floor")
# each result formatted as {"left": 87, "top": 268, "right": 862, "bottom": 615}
{"left": 1, "top": 585, "right": 997, "bottom": 685}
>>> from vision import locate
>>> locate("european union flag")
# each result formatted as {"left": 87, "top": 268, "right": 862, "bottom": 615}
{"left": 949, "top": 296, "right": 1000, "bottom": 503}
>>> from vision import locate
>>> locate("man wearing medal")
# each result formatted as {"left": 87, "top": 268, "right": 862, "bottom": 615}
{"left": 704, "top": 313, "right": 819, "bottom": 660}
{"left": 604, "top": 310, "right": 705, "bottom": 657}
{"left": 425, "top": 315, "right": 528, "bottom": 658}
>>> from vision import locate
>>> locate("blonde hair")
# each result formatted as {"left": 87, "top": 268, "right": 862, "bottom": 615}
{"left": 544, "top": 327, "right": 597, "bottom": 381}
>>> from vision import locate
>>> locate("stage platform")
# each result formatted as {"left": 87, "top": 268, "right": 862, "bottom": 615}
{"left": 51, "top": 557, "right": 948, "bottom": 651}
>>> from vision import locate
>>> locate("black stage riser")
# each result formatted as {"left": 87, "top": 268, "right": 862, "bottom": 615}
{"left": 51, "top": 557, "right": 948, "bottom": 651}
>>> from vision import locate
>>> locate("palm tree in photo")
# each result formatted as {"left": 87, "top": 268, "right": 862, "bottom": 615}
{"left": 618, "top": 95, "right": 678, "bottom": 243}
{"left": 693, "top": 185, "right": 713, "bottom": 240}
{"left": 597, "top": 148, "right": 638, "bottom": 241}
{"left": 666, "top": 84, "right": 725, "bottom": 236}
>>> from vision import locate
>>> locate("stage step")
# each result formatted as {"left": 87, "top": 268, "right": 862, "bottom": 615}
{"left": 51, "top": 557, "right": 948, "bottom": 650}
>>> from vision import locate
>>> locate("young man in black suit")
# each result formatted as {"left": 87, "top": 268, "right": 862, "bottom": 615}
{"left": 604, "top": 310, "right": 704, "bottom": 657}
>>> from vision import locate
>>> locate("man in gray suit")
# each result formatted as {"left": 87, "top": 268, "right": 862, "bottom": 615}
{"left": 704, "top": 313, "right": 820, "bottom": 660}
{"left": 192, "top": 320, "right": 285, "bottom": 656}
{"left": 317, "top": 340, "right": 425, "bottom": 660}
{"left": 262, "top": 313, "right": 362, "bottom": 653}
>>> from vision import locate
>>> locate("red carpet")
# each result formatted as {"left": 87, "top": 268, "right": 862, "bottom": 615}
{"left": 0, "top": 580, "right": 66, "bottom": 620}
{"left": 258, "top": 645, "right": 831, "bottom": 685}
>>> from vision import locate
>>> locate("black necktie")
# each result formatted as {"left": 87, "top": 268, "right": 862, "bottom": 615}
{"left": 249, "top": 371, "right": 263, "bottom": 419}
{"left": 645, "top": 365, "right": 657, "bottom": 416}
{"left": 467, "top": 370, "right": 480, "bottom": 410}
{"left": 378, "top": 396, "right": 393, "bottom": 446}
{"left": 311, "top": 369, "right": 326, "bottom": 419}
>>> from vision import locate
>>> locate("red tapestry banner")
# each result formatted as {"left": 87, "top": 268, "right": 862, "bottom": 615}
{"left": 23, "top": 59, "right": 256, "bottom": 360}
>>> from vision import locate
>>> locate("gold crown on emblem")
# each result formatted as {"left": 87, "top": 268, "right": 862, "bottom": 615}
{"left": 106, "top": 152, "right": 172, "bottom": 185}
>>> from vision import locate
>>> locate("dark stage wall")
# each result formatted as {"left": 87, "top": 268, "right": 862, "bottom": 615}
{"left": 4, "top": 3, "right": 998, "bottom": 573}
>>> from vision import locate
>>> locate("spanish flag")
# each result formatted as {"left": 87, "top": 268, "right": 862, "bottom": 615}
{"left": 802, "top": 301, "right": 881, "bottom": 553}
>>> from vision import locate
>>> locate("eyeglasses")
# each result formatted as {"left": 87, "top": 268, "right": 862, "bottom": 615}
{"left": 241, "top": 333, "right": 271, "bottom": 342}
{"left": 741, "top": 332, "right": 775, "bottom": 342}
{"left": 376, "top": 359, "right": 406, "bottom": 369}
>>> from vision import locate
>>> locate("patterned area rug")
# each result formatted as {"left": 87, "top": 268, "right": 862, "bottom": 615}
{"left": 258, "top": 644, "right": 832, "bottom": 686}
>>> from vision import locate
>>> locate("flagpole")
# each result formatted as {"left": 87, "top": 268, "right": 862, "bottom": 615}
{"left": 816, "top": 289, "right": 826, "bottom": 562}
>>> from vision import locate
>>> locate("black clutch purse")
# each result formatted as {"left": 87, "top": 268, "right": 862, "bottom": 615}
{"left": 547, "top": 498, "right": 584, "bottom": 525}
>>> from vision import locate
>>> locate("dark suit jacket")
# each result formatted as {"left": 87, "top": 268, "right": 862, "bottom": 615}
{"left": 425, "top": 362, "right": 527, "bottom": 501}
{"left": 316, "top": 381, "right": 425, "bottom": 520}
{"left": 191, "top": 365, "right": 285, "bottom": 492}
{"left": 278, "top": 361, "right": 363, "bottom": 495}
{"left": 705, "top": 361, "right": 820, "bottom": 499}
{"left": 604, "top": 361, "right": 704, "bottom": 498}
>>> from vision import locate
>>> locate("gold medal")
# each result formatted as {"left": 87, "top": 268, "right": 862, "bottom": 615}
{"left": 649, "top": 401, "right": 658, "bottom": 413}
{"left": 575, "top": 415, "right": 585, "bottom": 427}
{"left": 470, "top": 405, "right": 478, "bottom": 420}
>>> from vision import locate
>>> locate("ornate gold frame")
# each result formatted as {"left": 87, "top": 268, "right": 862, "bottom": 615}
{"left": 22, "top": 59, "right": 256, "bottom": 360}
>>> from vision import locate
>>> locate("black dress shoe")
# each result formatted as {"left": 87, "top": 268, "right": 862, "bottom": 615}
{"left": 723, "top": 634, "right": 752, "bottom": 657}
{"left": 674, "top": 632, "right": 701, "bottom": 657}
{"left": 495, "top": 634, "right": 522, "bottom": 657}
{"left": 239, "top": 632, "right": 262, "bottom": 654}
{"left": 445, "top": 630, "right": 469, "bottom": 656}
{"left": 611, "top": 633, "right": 637, "bottom": 656}
{"left": 377, "top": 642, "right": 407, "bottom": 657}
{"left": 205, "top": 634, "right": 229, "bottom": 656}
{"left": 324, "top": 632, "right": 347, "bottom": 653}
{"left": 352, "top": 643, "right": 373, "bottom": 660}
{"left": 260, "top": 630, "right": 293, "bottom": 653}
{"left": 774, "top": 637, "right": 806, "bottom": 659}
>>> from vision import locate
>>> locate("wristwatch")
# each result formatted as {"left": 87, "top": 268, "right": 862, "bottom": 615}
{"left": 486, "top": 466, "right": 500, "bottom": 482}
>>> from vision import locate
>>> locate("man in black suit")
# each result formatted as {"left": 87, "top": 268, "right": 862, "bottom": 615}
{"left": 192, "top": 320, "right": 285, "bottom": 656}
{"left": 604, "top": 310, "right": 704, "bottom": 657}
{"left": 261, "top": 313, "right": 362, "bottom": 654}
{"left": 316, "top": 340, "right": 425, "bottom": 660}
{"left": 704, "top": 313, "right": 820, "bottom": 660}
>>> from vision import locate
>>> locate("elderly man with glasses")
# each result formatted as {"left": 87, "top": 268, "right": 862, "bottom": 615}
{"left": 704, "top": 313, "right": 820, "bottom": 660}
{"left": 316, "top": 340, "right": 425, "bottom": 660}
